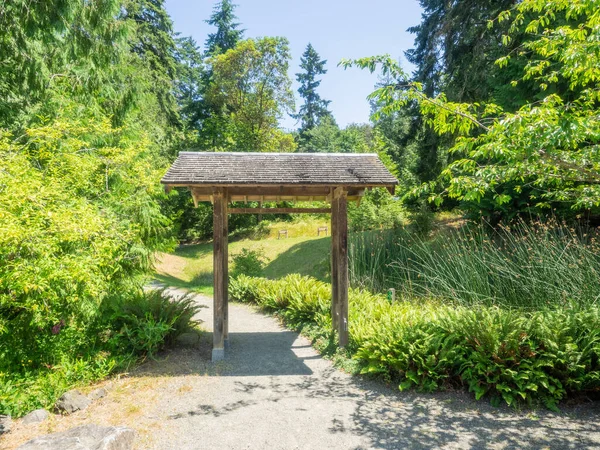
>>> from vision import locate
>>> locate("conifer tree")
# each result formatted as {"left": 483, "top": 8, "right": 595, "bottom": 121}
{"left": 204, "top": 0, "right": 244, "bottom": 57}
{"left": 295, "top": 43, "right": 331, "bottom": 137}
{"left": 124, "top": 0, "right": 181, "bottom": 127}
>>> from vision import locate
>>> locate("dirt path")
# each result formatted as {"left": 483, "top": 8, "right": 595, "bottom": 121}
{"left": 5, "top": 287, "right": 600, "bottom": 449}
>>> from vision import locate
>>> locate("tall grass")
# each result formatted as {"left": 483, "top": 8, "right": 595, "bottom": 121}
{"left": 349, "top": 220, "right": 600, "bottom": 308}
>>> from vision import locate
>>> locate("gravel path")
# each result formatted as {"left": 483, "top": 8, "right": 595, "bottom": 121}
{"left": 139, "top": 287, "right": 600, "bottom": 450}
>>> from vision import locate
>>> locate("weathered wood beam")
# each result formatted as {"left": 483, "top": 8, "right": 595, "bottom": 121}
{"left": 228, "top": 208, "right": 331, "bottom": 214}
{"left": 190, "top": 185, "right": 365, "bottom": 199}
{"left": 332, "top": 187, "right": 349, "bottom": 348}
{"left": 331, "top": 193, "right": 339, "bottom": 332}
{"left": 212, "top": 187, "right": 228, "bottom": 362}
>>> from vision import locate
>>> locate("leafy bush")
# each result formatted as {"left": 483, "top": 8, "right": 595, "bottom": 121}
{"left": 348, "top": 188, "right": 405, "bottom": 232}
{"left": 231, "top": 247, "right": 269, "bottom": 278}
{"left": 0, "top": 289, "right": 201, "bottom": 417}
{"left": 106, "top": 289, "right": 202, "bottom": 358}
{"left": 230, "top": 274, "right": 600, "bottom": 409}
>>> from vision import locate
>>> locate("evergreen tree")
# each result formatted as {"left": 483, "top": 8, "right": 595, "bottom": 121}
{"left": 294, "top": 43, "right": 331, "bottom": 138}
{"left": 381, "top": 0, "right": 519, "bottom": 185}
{"left": 124, "top": 0, "right": 181, "bottom": 128}
{"left": 173, "top": 34, "right": 205, "bottom": 131}
{"left": 204, "top": 0, "right": 244, "bottom": 57}
{"left": 0, "top": 0, "right": 125, "bottom": 128}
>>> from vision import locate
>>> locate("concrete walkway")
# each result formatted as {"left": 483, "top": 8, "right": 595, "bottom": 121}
{"left": 139, "top": 288, "right": 600, "bottom": 450}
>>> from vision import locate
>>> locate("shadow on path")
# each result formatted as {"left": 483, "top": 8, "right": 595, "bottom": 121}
{"left": 137, "top": 286, "right": 600, "bottom": 450}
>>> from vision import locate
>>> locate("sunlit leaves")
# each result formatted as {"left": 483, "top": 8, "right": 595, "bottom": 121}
{"left": 347, "top": 0, "right": 600, "bottom": 212}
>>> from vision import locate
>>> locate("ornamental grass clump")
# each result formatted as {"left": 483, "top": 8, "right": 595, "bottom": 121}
{"left": 349, "top": 219, "right": 600, "bottom": 308}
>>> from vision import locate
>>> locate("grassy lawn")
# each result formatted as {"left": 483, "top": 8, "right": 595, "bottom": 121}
{"left": 155, "top": 219, "right": 331, "bottom": 295}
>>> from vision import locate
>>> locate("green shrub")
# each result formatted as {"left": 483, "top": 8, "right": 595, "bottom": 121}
{"left": 348, "top": 188, "right": 406, "bottom": 232}
{"left": 106, "top": 289, "right": 202, "bottom": 357}
{"left": 231, "top": 247, "right": 269, "bottom": 278}
{"left": 0, "top": 289, "right": 201, "bottom": 417}
{"left": 229, "top": 274, "right": 600, "bottom": 409}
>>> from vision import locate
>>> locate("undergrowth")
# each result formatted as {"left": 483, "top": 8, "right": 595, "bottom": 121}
{"left": 0, "top": 289, "right": 201, "bottom": 417}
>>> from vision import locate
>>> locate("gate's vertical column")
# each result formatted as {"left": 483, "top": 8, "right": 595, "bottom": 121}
{"left": 332, "top": 187, "right": 349, "bottom": 347}
{"left": 212, "top": 187, "right": 228, "bottom": 361}
{"left": 331, "top": 189, "right": 339, "bottom": 330}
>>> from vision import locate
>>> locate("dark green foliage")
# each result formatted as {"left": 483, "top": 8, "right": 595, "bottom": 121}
{"left": 230, "top": 274, "right": 600, "bottom": 409}
{"left": 123, "top": 0, "right": 181, "bottom": 129}
{"left": 204, "top": 0, "right": 244, "bottom": 57}
{"left": 294, "top": 43, "right": 331, "bottom": 142}
{"left": 0, "top": 0, "right": 125, "bottom": 127}
{"left": 174, "top": 35, "right": 206, "bottom": 132}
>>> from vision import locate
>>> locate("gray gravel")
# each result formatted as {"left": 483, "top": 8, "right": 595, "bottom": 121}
{"left": 138, "top": 287, "right": 600, "bottom": 450}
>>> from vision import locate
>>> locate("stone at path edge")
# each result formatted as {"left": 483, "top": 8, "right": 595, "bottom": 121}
{"left": 55, "top": 389, "right": 91, "bottom": 414}
{"left": 0, "top": 414, "right": 11, "bottom": 434}
{"left": 22, "top": 409, "right": 49, "bottom": 425}
{"left": 16, "top": 424, "right": 136, "bottom": 450}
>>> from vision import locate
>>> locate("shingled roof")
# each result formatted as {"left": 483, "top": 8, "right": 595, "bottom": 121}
{"left": 161, "top": 152, "right": 398, "bottom": 188}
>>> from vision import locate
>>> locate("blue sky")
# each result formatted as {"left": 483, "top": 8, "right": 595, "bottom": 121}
{"left": 165, "top": 0, "right": 423, "bottom": 129}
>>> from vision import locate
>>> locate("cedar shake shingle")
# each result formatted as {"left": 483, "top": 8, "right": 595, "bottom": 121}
{"left": 161, "top": 152, "right": 398, "bottom": 187}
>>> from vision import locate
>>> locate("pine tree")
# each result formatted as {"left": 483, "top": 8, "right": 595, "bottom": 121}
{"left": 204, "top": 0, "right": 244, "bottom": 57}
{"left": 295, "top": 43, "right": 331, "bottom": 137}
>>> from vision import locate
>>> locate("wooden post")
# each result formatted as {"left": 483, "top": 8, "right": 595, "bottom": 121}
{"left": 224, "top": 193, "right": 229, "bottom": 348}
{"left": 212, "top": 188, "right": 228, "bottom": 361}
{"left": 331, "top": 187, "right": 349, "bottom": 347}
{"left": 330, "top": 193, "right": 339, "bottom": 332}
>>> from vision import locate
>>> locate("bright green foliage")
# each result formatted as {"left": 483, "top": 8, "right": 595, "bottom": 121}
{"left": 379, "top": 0, "right": 519, "bottom": 189}
{"left": 231, "top": 248, "right": 269, "bottom": 278}
{"left": 294, "top": 43, "right": 332, "bottom": 141}
{"left": 204, "top": 37, "right": 296, "bottom": 152}
{"left": 230, "top": 274, "right": 600, "bottom": 409}
{"left": 349, "top": 220, "right": 600, "bottom": 308}
{"left": 344, "top": 0, "right": 600, "bottom": 215}
{"left": 348, "top": 189, "right": 406, "bottom": 232}
{"left": 0, "top": 102, "right": 173, "bottom": 366}
{"left": 0, "top": 0, "right": 198, "bottom": 418}
{"left": 299, "top": 118, "right": 378, "bottom": 154}
{"left": 204, "top": 0, "right": 244, "bottom": 57}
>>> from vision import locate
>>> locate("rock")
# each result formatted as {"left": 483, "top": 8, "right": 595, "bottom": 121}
{"left": 22, "top": 409, "right": 49, "bottom": 425}
{"left": 55, "top": 390, "right": 91, "bottom": 414}
{"left": 0, "top": 414, "right": 11, "bottom": 434}
{"left": 16, "top": 424, "right": 135, "bottom": 450}
{"left": 88, "top": 387, "right": 108, "bottom": 401}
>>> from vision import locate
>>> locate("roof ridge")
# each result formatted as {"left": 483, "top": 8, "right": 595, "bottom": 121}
{"left": 178, "top": 151, "right": 379, "bottom": 157}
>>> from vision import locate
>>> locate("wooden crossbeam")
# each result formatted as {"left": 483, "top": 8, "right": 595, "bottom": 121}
{"left": 228, "top": 207, "right": 331, "bottom": 214}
